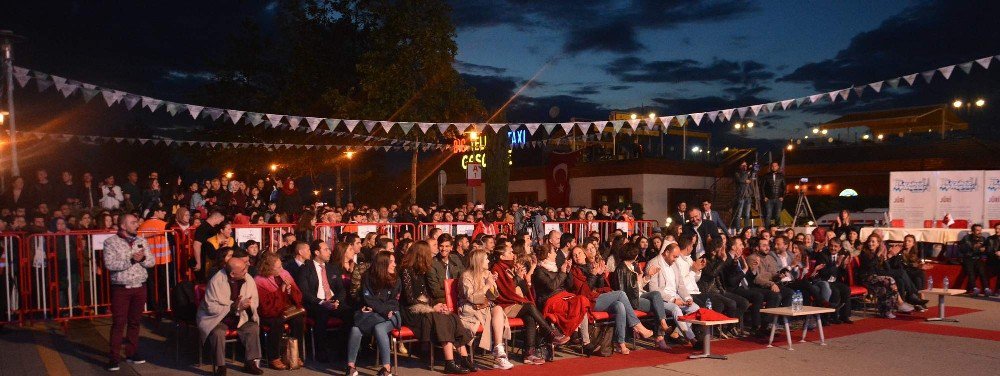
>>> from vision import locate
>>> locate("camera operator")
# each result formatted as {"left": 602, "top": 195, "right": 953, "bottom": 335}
{"left": 760, "top": 162, "right": 785, "bottom": 228}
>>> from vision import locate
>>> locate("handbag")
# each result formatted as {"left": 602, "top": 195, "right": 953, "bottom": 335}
{"left": 281, "top": 306, "right": 306, "bottom": 320}
{"left": 279, "top": 336, "right": 302, "bottom": 369}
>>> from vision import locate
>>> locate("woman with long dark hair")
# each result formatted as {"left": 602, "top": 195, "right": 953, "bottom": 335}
{"left": 346, "top": 251, "right": 400, "bottom": 376}
{"left": 856, "top": 234, "right": 914, "bottom": 318}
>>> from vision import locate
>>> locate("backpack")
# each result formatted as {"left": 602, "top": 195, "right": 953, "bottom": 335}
{"left": 172, "top": 281, "right": 197, "bottom": 322}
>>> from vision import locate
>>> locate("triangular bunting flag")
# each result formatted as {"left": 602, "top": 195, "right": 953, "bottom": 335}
{"left": 543, "top": 123, "right": 558, "bottom": 134}
{"left": 827, "top": 91, "right": 839, "bottom": 102}
{"left": 454, "top": 123, "right": 471, "bottom": 133}
{"left": 142, "top": 97, "right": 163, "bottom": 112}
{"left": 902, "top": 74, "right": 917, "bottom": 86}
{"left": 57, "top": 83, "right": 78, "bottom": 97}
{"left": 958, "top": 62, "right": 974, "bottom": 74}
{"left": 417, "top": 122, "right": 434, "bottom": 134}
{"left": 611, "top": 121, "right": 624, "bottom": 133}
{"left": 121, "top": 94, "right": 140, "bottom": 110}
{"left": 795, "top": 97, "right": 807, "bottom": 106}
{"left": 690, "top": 112, "right": 704, "bottom": 126}
{"left": 737, "top": 107, "right": 748, "bottom": 118}
{"left": 764, "top": 103, "right": 776, "bottom": 113}
{"left": 838, "top": 88, "right": 850, "bottom": 100}
{"left": 886, "top": 78, "right": 900, "bottom": 88}
{"left": 749, "top": 105, "right": 762, "bottom": 116}
{"left": 266, "top": 114, "right": 284, "bottom": 127}
{"left": 187, "top": 105, "right": 204, "bottom": 119}
{"left": 524, "top": 123, "right": 541, "bottom": 135}
{"left": 975, "top": 56, "right": 992, "bottom": 69}
{"left": 437, "top": 123, "right": 452, "bottom": 133}
{"left": 706, "top": 111, "right": 719, "bottom": 123}
{"left": 343, "top": 119, "right": 360, "bottom": 132}
{"left": 204, "top": 108, "right": 224, "bottom": 121}
{"left": 165, "top": 102, "right": 181, "bottom": 116}
{"left": 921, "top": 70, "right": 935, "bottom": 83}
{"left": 381, "top": 121, "right": 395, "bottom": 133}
{"left": 36, "top": 78, "right": 53, "bottom": 92}
{"left": 227, "top": 110, "right": 245, "bottom": 124}
{"left": 305, "top": 117, "right": 322, "bottom": 131}
{"left": 560, "top": 122, "right": 575, "bottom": 134}
{"left": 247, "top": 112, "right": 263, "bottom": 126}
{"left": 80, "top": 88, "right": 99, "bottom": 102}
{"left": 325, "top": 118, "right": 341, "bottom": 130}
{"left": 12, "top": 66, "right": 29, "bottom": 77}
{"left": 625, "top": 119, "right": 640, "bottom": 130}
{"left": 488, "top": 123, "right": 506, "bottom": 133}
{"left": 781, "top": 99, "right": 794, "bottom": 110}
{"left": 868, "top": 81, "right": 883, "bottom": 93}
{"left": 852, "top": 86, "right": 865, "bottom": 97}
{"left": 938, "top": 65, "right": 955, "bottom": 79}
{"left": 14, "top": 73, "right": 30, "bottom": 87}
{"left": 809, "top": 94, "right": 824, "bottom": 104}
{"left": 675, "top": 115, "right": 688, "bottom": 127}
{"left": 576, "top": 122, "right": 590, "bottom": 133}
{"left": 101, "top": 90, "right": 119, "bottom": 106}
{"left": 363, "top": 120, "right": 379, "bottom": 133}
{"left": 721, "top": 109, "right": 734, "bottom": 121}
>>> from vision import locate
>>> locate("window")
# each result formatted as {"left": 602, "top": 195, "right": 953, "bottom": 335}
{"left": 592, "top": 188, "right": 632, "bottom": 208}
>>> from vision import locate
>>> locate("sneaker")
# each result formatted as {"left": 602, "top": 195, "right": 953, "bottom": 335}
{"left": 126, "top": 355, "right": 146, "bottom": 364}
{"left": 494, "top": 356, "right": 514, "bottom": 370}
{"left": 346, "top": 366, "right": 359, "bottom": 376}
{"left": 883, "top": 312, "right": 897, "bottom": 319}
{"left": 551, "top": 333, "right": 571, "bottom": 346}
{"left": 523, "top": 352, "right": 545, "bottom": 365}
{"left": 493, "top": 344, "right": 507, "bottom": 359}
{"left": 106, "top": 361, "right": 120, "bottom": 372}
{"left": 898, "top": 302, "right": 915, "bottom": 313}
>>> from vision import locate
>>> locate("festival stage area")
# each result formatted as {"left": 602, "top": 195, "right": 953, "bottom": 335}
{"left": 2, "top": 295, "right": 997, "bottom": 376}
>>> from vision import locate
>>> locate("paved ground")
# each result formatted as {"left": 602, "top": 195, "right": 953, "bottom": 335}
{"left": 2, "top": 295, "right": 998, "bottom": 376}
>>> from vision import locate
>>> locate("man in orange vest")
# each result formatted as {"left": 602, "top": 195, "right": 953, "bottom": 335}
{"left": 138, "top": 204, "right": 170, "bottom": 318}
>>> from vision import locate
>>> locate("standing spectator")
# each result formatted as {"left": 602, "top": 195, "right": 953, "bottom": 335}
{"left": 100, "top": 175, "right": 124, "bottom": 211}
{"left": 79, "top": 172, "right": 100, "bottom": 210}
{"left": 121, "top": 171, "right": 141, "bottom": 211}
{"left": 196, "top": 250, "right": 264, "bottom": 375}
{"left": 56, "top": 171, "right": 80, "bottom": 207}
{"left": 732, "top": 161, "right": 753, "bottom": 230}
{"left": 138, "top": 205, "right": 170, "bottom": 317}
{"left": 192, "top": 211, "right": 225, "bottom": 280}
{"left": 102, "top": 213, "right": 154, "bottom": 371}
{"left": 139, "top": 178, "right": 162, "bottom": 217}
{"left": 700, "top": 200, "right": 728, "bottom": 235}
{"left": 0, "top": 176, "right": 29, "bottom": 210}
{"left": 278, "top": 179, "right": 302, "bottom": 216}
{"left": 31, "top": 169, "right": 55, "bottom": 208}
{"left": 760, "top": 161, "right": 785, "bottom": 227}
{"left": 669, "top": 202, "right": 687, "bottom": 226}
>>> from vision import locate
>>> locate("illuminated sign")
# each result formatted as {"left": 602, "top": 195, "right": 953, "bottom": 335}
{"left": 508, "top": 129, "right": 527, "bottom": 146}
{"left": 454, "top": 134, "right": 515, "bottom": 170}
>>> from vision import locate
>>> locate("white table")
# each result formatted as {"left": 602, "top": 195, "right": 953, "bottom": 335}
{"left": 860, "top": 227, "right": 994, "bottom": 244}
{"left": 759, "top": 306, "right": 836, "bottom": 350}
{"left": 919, "top": 288, "right": 967, "bottom": 322}
{"left": 676, "top": 318, "right": 740, "bottom": 360}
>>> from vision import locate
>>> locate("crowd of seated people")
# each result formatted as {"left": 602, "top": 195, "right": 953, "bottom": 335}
{"left": 8, "top": 168, "right": 1000, "bottom": 375}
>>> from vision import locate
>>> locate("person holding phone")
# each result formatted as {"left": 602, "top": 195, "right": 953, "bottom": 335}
{"left": 103, "top": 213, "right": 154, "bottom": 371}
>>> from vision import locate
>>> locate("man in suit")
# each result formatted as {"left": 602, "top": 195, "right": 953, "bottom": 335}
{"left": 295, "top": 239, "right": 345, "bottom": 362}
{"left": 669, "top": 202, "right": 688, "bottom": 226}
{"left": 760, "top": 161, "right": 786, "bottom": 227}
{"left": 682, "top": 208, "right": 721, "bottom": 259}
{"left": 282, "top": 241, "right": 310, "bottom": 280}
{"left": 700, "top": 200, "right": 728, "bottom": 234}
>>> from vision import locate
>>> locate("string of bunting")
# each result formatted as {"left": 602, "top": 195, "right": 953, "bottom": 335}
{"left": 7, "top": 129, "right": 579, "bottom": 151}
{"left": 13, "top": 53, "right": 998, "bottom": 137}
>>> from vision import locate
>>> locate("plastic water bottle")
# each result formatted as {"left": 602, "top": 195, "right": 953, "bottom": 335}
{"left": 943, "top": 276, "right": 950, "bottom": 291}
{"left": 972, "top": 287, "right": 980, "bottom": 295}
{"left": 927, "top": 276, "right": 934, "bottom": 291}
{"left": 792, "top": 290, "right": 802, "bottom": 312}
{"left": 706, "top": 298, "right": 713, "bottom": 311}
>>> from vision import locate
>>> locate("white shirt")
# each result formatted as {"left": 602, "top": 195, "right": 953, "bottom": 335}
{"left": 777, "top": 253, "right": 792, "bottom": 282}
{"left": 646, "top": 255, "right": 689, "bottom": 302}
{"left": 675, "top": 254, "right": 702, "bottom": 295}
{"left": 313, "top": 261, "right": 328, "bottom": 300}
{"left": 692, "top": 223, "right": 705, "bottom": 257}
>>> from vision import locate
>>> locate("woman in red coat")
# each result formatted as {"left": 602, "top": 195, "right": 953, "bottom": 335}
{"left": 254, "top": 253, "right": 305, "bottom": 370}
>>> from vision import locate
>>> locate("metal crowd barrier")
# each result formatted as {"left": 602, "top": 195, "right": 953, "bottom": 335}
{"left": 314, "top": 223, "right": 415, "bottom": 246}
{"left": 416, "top": 221, "right": 516, "bottom": 240}
{"left": 1, "top": 232, "right": 23, "bottom": 325}
{"left": 541, "top": 220, "right": 659, "bottom": 243}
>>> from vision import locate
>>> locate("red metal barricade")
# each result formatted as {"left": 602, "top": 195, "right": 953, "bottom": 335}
{"left": 230, "top": 224, "right": 297, "bottom": 254}
{"left": 314, "top": 223, "right": 415, "bottom": 245}
{"left": 0, "top": 232, "right": 24, "bottom": 325}
{"left": 541, "top": 220, "right": 659, "bottom": 243}
{"left": 416, "top": 222, "right": 516, "bottom": 240}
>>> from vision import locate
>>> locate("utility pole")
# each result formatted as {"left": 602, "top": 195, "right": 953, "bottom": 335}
{"left": 1, "top": 30, "right": 24, "bottom": 179}
{"left": 410, "top": 143, "right": 417, "bottom": 204}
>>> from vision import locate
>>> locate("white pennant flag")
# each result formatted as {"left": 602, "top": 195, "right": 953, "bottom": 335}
{"left": 14, "top": 73, "right": 30, "bottom": 88}
{"left": 591, "top": 121, "right": 608, "bottom": 132}
{"left": 524, "top": 123, "right": 541, "bottom": 135}
{"left": 543, "top": 123, "right": 558, "bottom": 134}
{"left": 187, "top": 105, "right": 204, "bottom": 119}
{"left": 781, "top": 99, "right": 794, "bottom": 110}
{"left": 454, "top": 123, "right": 471, "bottom": 133}
{"left": 625, "top": 119, "right": 640, "bottom": 130}
{"left": 853, "top": 86, "right": 865, "bottom": 98}
{"left": 938, "top": 65, "right": 955, "bottom": 79}
{"left": 886, "top": 78, "right": 901, "bottom": 88}
{"left": 363, "top": 120, "right": 379, "bottom": 133}
{"left": 265, "top": 114, "right": 283, "bottom": 127}
{"left": 305, "top": 117, "right": 322, "bottom": 131}
{"left": 868, "top": 81, "right": 883, "bottom": 93}
{"left": 808, "top": 94, "right": 824, "bottom": 104}
{"left": 921, "top": 70, "right": 935, "bottom": 83}
{"left": 827, "top": 90, "right": 839, "bottom": 102}
{"left": 142, "top": 97, "right": 163, "bottom": 112}
{"left": 101, "top": 90, "right": 119, "bottom": 106}
{"left": 706, "top": 111, "right": 718, "bottom": 123}
{"left": 796, "top": 97, "right": 808, "bottom": 106}
{"left": 36, "top": 78, "right": 53, "bottom": 92}
{"left": 59, "top": 83, "right": 79, "bottom": 97}
{"left": 657, "top": 117, "right": 672, "bottom": 128}
{"left": 381, "top": 121, "right": 395, "bottom": 133}
{"left": 122, "top": 94, "right": 140, "bottom": 110}
{"left": 559, "top": 122, "right": 575, "bottom": 134}
{"left": 721, "top": 109, "right": 734, "bottom": 121}
{"left": 12, "top": 66, "right": 30, "bottom": 78}
{"left": 675, "top": 115, "right": 688, "bottom": 127}
{"left": 975, "top": 56, "right": 992, "bottom": 69}
{"left": 81, "top": 88, "right": 100, "bottom": 102}
{"left": 749, "top": 105, "right": 762, "bottom": 116}
{"left": 202, "top": 108, "right": 222, "bottom": 121}
{"left": 576, "top": 122, "right": 590, "bottom": 132}
{"left": 736, "top": 107, "right": 748, "bottom": 118}
{"left": 324, "top": 118, "right": 341, "bottom": 130}
{"left": 838, "top": 88, "right": 850, "bottom": 100}
{"left": 226, "top": 110, "right": 245, "bottom": 124}
{"left": 282, "top": 116, "right": 299, "bottom": 130}
{"left": 397, "top": 122, "right": 414, "bottom": 134}
{"left": 764, "top": 102, "right": 776, "bottom": 113}
{"left": 343, "top": 119, "right": 360, "bottom": 132}
{"left": 690, "top": 112, "right": 705, "bottom": 126}
{"left": 246, "top": 112, "right": 263, "bottom": 126}
{"left": 417, "top": 122, "right": 435, "bottom": 133}
{"left": 489, "top": 123, "right": 506, "bottom": 133}
{"left": 902, "top": 74, "right": 917, "bottom": 86}
{"left": 437, "top": 123, "right": 452, "bottom": 133}
{"left": 50, "top": 75, "right": 67, "bottom": 90}
{"left": 958, "top": 62, "right": 974, "bottom": 74}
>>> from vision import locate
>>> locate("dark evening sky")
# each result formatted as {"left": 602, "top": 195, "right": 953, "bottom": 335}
{"left": 3, "top": 0, "right": 999, "bottom": 142}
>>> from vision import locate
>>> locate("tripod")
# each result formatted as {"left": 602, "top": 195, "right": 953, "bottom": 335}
{"left": 792, "top": 186, "right": 816, "bottom": 227}
{"left": 729, "top": 156, "right": 764, "bottom": 233}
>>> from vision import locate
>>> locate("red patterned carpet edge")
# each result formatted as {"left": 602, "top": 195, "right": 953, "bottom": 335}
{"left": 471, "top": 306, "right": 983, "bottom": 376}
{"left": 891, "top": 323, "right": 1000, "bottom": 342}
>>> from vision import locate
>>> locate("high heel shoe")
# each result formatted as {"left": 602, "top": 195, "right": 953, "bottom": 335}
{"left": 655, "top": 337, "right": 671, "bottom": 351}
{"left": 616, "top": 343, "right": 630, "bottom": 355}
{"left": 633, "top": 325, "right": 654, "bottom": 339}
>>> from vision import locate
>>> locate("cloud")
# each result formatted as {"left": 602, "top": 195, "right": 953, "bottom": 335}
{"left": 571, "top": 85, "right": 601, "bottom": 96}
{"left": 650, "top": 93, "right": 770, "bottom": 115}
{"left": 608, "top": 85, "right": 631, "bottom": 91}
{"left": 461, "top": 74, "right": 520, "bottom": 110}
{"left": 164, "top": 70, "right": 215, "bottom": 81}
{"left": 606, "top": 57, "right": 774, "bottom": 84}
{"left": 779, "top": 0, "right": 1000, "bottom": 92}
{"left": 507, "top": 94, "right": 609, "bottom": 122}
{"left": 454, "top": 60, "right": 508, "bottom": 74}
{"left": 449, "top": 0, "right": 759, "bottom": 55}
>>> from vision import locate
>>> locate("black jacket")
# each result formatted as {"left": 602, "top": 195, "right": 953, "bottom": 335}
{"left": 611, "top": 262, "right": 642, "bottom": 308}
{"left": 360, "top": 273, "right": 400, "bottom": 318}
{"left": 959, "top": 234, "right": 988, "bottom": 261}
{"left": 295, "top": 259, "right": 346, "bottom": 308}
{"left": 723, "top": 256, "right": 752, "bottom": 291}
{"left": 698, "top": 255, "right": 729, "bottom": 294}
{"left": 761, "top": 171, "right": 786, "bottom": 200}
{"left": 682, "top": 220, "right": 723, "bottom": 251}
{"left": 532, "top": 267, "right": 570, "bottom": 306}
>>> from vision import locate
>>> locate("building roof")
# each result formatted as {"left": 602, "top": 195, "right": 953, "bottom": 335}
{"left": 818, "top": 105, "right": 968, "bottom": 134}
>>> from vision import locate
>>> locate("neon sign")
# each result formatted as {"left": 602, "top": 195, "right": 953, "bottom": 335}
{"left": 454, "top": 134, "right": 516, "bottom": 169}
{"left": 508, "top": 129, "right": 527, "bottom": 146}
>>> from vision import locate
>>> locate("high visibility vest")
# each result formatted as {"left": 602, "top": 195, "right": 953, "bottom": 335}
{"left": 139, "top": 219, "right": 171, "bottom": 265}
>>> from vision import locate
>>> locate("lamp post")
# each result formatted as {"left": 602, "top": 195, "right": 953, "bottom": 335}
{"left": 1, "top": 30, "right": 24, "bottom": 179}
{"left": 952, "top": 98, "right": 987, "bottom": 136}
{"left": 345, "top": 151, "right": 355, "bottom": 203}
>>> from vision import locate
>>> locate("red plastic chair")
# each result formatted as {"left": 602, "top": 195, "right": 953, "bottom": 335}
{"left": 846, "top": 257, "right": 872, "bottom": 312}
{"left": 890, "top": 219, "right": 905, "bottom": 228}
{"left": 191, "top": 284, "right": 240, "bottom": 368}
{"left": 949, "top": 220, "right": 968, "bottom": 229}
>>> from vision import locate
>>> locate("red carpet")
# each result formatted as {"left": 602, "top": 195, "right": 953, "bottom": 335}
{"left": 470, "top": 306, "right": 985, "bottom": 376}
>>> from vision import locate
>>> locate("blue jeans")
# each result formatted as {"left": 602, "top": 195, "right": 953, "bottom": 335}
{"left": 764, "top": 198, "right": 783, "bottom": 227}
{"left": 813, "top": 281, "right": 832, "bottom": 302}
{"left": 634, "top": 291, "right": 668, "bottom": 336}
{"left": 348, "top": 313, "right": 400, "bottom": 366}
{"left": 663, "top": 300, "right": 699, "bottom": 339}
{"left": 594, "top": 291, "right": 641, "bottom": 343}
{"left": 734, "top": 197, "right": 752, "bottom": 230}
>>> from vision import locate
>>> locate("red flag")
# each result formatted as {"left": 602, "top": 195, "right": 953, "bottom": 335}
{"left": 546, "top": 151, "right": 578, "bottom": 207}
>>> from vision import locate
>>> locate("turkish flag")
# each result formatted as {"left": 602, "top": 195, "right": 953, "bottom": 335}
{"left": 546, "top": 151, "right": 578, "bottom": 207}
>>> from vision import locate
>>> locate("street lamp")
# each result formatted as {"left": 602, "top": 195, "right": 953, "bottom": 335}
{"left": 224, "top": 171, "right": 234, "bottom": 179}
{"left": 786, "top": 144, "right": 794, "bottom": 151}
{"left": 975, "top": 98, "right": 986, "bottom": 107}
{"left": 467, "top": 131, "right": 479, "bottom": 141}
{"left": 630, "top": 113, "right": 638, "bottom": 120}
{"left": 345, "top": 151, "right": 355, "bottom": 159}
{"left": 344, "top": 151, "right": 355, "bottom": 202}
{"left": 269, "top": 163, "right": 278, "bottom": 172}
